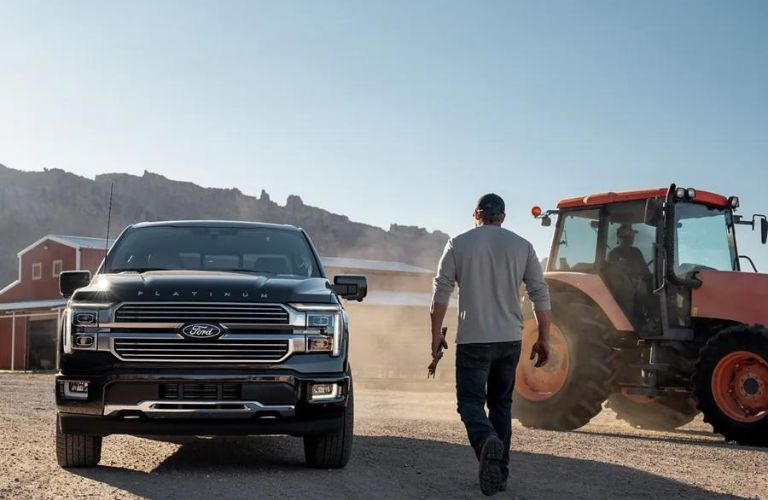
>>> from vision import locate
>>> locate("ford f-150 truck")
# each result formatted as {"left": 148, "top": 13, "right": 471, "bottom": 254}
{"left": 55, "top": 221, "right": 367, "bottom": 469}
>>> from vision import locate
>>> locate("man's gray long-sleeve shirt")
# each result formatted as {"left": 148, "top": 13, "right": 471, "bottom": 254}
{"left": 432, "top": 225, "right": 551, "bottom": 344}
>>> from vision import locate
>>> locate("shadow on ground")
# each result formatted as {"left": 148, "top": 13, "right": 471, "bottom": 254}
{"left": 71, "top": 435, "right": 733, "bottom": 500}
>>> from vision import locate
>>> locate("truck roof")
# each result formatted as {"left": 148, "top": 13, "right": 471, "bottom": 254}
{"left": 130, "top": 220, "right": 301, "bottom": 231}
{"left": 557, "top": 187, "right": 729, "bottom": 209}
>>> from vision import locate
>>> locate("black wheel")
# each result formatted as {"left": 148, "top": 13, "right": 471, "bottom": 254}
{"left": 607, "top": 393, "right": 698, "bottom": 430}
{"left": 303, "top": 386, "right": 354, "bottom": 468}
{"left": 694, "top": 325, "right": 768, "bottom": 447}
{"left": 55, "top": 415, "right": 102, "bottom": 467}
{"left": 514, "top": 304, "right": 615, "bottom": 430}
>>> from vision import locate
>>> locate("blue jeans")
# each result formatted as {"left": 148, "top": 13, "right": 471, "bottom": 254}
{"left": 456, "top": 341, "right": 521, "bottom": 480}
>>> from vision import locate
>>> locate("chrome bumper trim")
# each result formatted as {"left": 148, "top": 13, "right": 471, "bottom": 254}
{"left": 104, "top": 400, "right": 296, "bottom": 419}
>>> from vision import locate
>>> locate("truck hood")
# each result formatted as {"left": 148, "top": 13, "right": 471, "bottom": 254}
{"left": 692, "top": 270, "right": 768, "bottom": 326}
{"left": 72, "top": 271, "right": 335, "bottom": 304}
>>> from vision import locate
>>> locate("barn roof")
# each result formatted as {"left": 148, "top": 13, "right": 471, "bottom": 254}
{"left": 0, "top": 298, "right": 67, "bottom": 312}
{"left": 17, "top": 235, "right": 115, "bottom": 256}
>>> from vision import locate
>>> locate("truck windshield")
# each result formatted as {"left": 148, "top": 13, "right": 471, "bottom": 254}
{"left": 104, "top": 226, "right": 323, "bottom": 278}
{"left": 675, "top": 203, "right": 737, "bottom": 274}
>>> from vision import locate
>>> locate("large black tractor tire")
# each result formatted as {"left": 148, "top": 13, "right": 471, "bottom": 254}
{"left": 303, "top": 386, "right": 354, "bottom": 468}
{"left": 606, "top": 393, "right": 699, "bottom": 430}
{"left": 55, "top": 415, "right": 102, "bottom": 468}
{"left": 514, "top": 305, "right": 615, "bottom": 431}
{"left": 694, "top": 325, "right": 768, "bottom": 447}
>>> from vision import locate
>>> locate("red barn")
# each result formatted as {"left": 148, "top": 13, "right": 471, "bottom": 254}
{"left": 0, "top": 235, "right": 110, "bottom": 370}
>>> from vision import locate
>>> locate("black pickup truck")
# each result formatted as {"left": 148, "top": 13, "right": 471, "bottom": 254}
{"left": 55, "top": 221, "right": 366, "bottom": 469}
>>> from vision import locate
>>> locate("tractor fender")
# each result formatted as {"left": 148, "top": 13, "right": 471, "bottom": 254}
{"left": 692, "top": 270, "right": 768, "bottom": 327}
{"left": 526, "top": 272, "right": 633, "bottom": 333}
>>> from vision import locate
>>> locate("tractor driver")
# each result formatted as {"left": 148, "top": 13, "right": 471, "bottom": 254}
{"left": 606, "top": 224, "right": 653, "bottom": 328}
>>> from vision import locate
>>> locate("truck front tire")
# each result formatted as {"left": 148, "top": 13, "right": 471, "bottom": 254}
{"left": 55, "top": 415, "right": 102, "bottom": 468}
{"left": 303, "top": 388, "right": 354, "bottom": 468}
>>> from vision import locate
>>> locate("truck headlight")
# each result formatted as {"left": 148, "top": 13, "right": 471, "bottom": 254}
{"left": 63, "top": 307, "right": 101, "bottom": 353}
{"left": 289, "top": 304, "right": 343, "bottom": 357}
{"left": 307, "top": 313, "right": 336, "bottom": 332}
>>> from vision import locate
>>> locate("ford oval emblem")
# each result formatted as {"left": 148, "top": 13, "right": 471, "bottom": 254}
{"left": 180, "top": 323, "right": 222, "bottom": 339}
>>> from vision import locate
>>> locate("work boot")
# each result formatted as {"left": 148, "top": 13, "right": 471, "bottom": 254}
{"left": 478, "top": 435, "right": 504, "bottom": 496}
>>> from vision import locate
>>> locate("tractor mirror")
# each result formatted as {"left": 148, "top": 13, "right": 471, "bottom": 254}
{"left": 541, "top": 216, "right": 551, "bottom": 227}
{"left": 644, "top": 198, "right": 663, "bottom": 226}
{"left": 761, "top": 218, "right": 767, "bottom": 244}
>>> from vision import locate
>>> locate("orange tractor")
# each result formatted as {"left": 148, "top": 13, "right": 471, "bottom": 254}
{"left": 513, "top": 184, "right": 768, "bottom": 446}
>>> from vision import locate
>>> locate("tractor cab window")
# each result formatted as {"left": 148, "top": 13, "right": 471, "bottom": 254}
{"left": 675, "top": 203, "right": 737, "bottom": 275}
{"left": 552, "top": 209, "right": 600, "bottom": 272}
{"left": 603, "top": 201, "right": 658, "bottom": 332}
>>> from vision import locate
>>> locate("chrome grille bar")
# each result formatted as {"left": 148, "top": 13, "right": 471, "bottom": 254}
{"left": 115, "top": 302, "right": 290, "bottom": 324}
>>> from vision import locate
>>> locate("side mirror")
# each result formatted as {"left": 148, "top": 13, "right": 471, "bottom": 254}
{"left": 644, "top": 198, "right": 663, "bottom": 226}
{"left": 540, "top": 216, "right": 551, "bottom": 227}
{"left": 59, "top": 271, "right": 92, "bottom": 298}
{"left": 762, "top": 218, "right": 767, "bottom": 245}
{"left": 332, "top": 275, "right": 367, "bottom": 302}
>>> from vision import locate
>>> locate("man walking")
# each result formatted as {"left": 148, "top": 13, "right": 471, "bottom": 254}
{"left": 430, "top": 193, "right": 552, "bottom": 496}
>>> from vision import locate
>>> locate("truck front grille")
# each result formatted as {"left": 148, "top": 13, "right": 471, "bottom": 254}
{"left": 115, "top": 303, "right": 290, "bottom": 325}
{"left": 113, "top": 338, "right": 291, "bottom": 362}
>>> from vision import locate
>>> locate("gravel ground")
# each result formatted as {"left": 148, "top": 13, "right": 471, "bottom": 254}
{"left": 0, "top": 374, "right": 765, "bottom": 499}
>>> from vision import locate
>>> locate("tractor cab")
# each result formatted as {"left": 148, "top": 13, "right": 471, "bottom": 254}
{"left": 534, "top": 185, "right": 765, "bottom": 339}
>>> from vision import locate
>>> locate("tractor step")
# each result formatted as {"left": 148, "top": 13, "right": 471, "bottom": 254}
{"left": 631, "top": 363, "right": 672, "bottom": 372}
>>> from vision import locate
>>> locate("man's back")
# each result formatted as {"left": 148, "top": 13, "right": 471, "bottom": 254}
{"left": 433, "top": 225, "right": 550, "bottom": 344}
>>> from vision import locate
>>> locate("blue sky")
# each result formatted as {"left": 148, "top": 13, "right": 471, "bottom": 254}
{"left": 0, "top": 1, "right": 766, "bottom": 267}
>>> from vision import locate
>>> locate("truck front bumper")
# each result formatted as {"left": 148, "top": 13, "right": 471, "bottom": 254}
{"left": 56, "top": 370, "right": 350, "bottom": 437}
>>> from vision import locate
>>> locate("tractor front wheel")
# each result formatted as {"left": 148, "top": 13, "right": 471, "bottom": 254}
{"left": 694, "top": 325, "right": 768, "bottom": 446}
{"left": 514, "top": 307, "right": 615, "bottom": 430}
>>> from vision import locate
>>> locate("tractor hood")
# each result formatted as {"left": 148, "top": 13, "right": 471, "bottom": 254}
{"left": 70, "top": 271, "right": 335, "bottom": 304}
{"left": 692, "top": 270, "right": 768, "bottom": 326}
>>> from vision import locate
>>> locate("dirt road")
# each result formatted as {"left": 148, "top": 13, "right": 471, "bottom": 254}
{"left": 0, "top": 374, "right": 764, "bottom": 499}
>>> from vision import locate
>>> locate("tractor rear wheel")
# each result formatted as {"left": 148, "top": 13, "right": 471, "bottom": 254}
{"left": 606, "top": 392, "right": 698, "bottom": 430}
{"left": 694, "top": 325, "right": 768, "bottom": 446}
{"left": 514, "top": 306, "right": 615, "bottom": 430}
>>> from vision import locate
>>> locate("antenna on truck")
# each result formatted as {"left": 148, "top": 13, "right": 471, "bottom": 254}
{"left": 104, "top": 182, "right": 114, "bottom": 265}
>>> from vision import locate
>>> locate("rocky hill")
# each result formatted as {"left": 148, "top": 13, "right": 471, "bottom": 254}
{"left": 0, "top": 164, "right": 448, "bottom": 286}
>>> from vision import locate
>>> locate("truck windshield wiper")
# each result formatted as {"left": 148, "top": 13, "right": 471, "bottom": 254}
{"left": 217, "top": 269, "right": 275, "bottom": 275}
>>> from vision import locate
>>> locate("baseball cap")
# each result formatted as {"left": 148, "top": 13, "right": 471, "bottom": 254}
{"left": 617, "top": 223, "right": 638, "bottom": 236}
{"left": 476, "top": 193, "right": 505, "bottom": 216}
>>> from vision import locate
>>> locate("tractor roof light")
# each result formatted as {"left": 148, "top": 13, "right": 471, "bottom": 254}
{"left": 686, "top": 188, "right": 696, "bottom": 200}
{"left": 728, "top": 196, "right": 740, "bottom": 209}
{"left": 675, "top": 187, "right": 687, "bottom": 200}
{"left": 531, "top": 206, "right": 543, "bottom": 218}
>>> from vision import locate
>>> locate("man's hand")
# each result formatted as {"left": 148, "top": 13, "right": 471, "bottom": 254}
{"left": 530, "top": 338, "right": 549, "bottom": 367}
{"left": 432, "top": 332, "right": 448, "bottom": 359}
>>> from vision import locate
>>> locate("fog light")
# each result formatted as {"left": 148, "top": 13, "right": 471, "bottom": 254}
{"left": 310, "top": 383, "right": 340, "bottom": 401}
{"left": 308, "top": 336, "right": 333, "bottom": 352}
{"left": 63, "top": 380, "right": 89, "bottom": 400}
{"left": 74, "top": 334, "right": 95, "bottom": 349}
